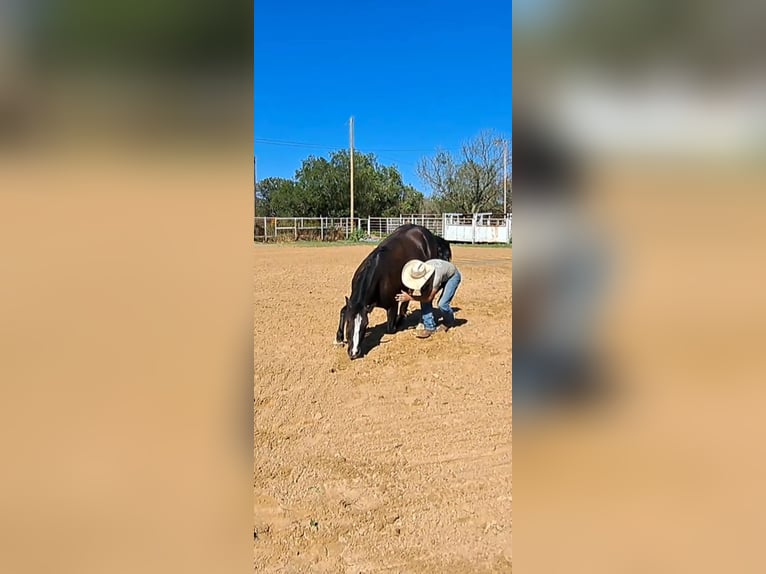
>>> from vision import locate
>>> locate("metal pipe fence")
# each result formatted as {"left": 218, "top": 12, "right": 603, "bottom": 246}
{"left": 253, "top": 214, "right": 511, "bottom": 244}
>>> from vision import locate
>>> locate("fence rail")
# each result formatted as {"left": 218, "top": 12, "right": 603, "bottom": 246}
{"left": 254, "top": 214, "right": 511, "bottom": 244}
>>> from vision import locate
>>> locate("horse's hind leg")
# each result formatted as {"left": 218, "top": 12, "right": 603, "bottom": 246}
{"left": 335, "top": 304, "right": 347, "bottom": 345}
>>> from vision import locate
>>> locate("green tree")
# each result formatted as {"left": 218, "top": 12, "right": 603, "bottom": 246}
{"left": 255, "top": 177, "right": 304, "bottom": 216}
{"left": 295, "top": 156, "right": 347, "bottom": 216}
{"left": 254, "top": 152, "right": 426, "bottom": 217}
{"left": 398, "top": 185, "right": 425, "bottom": 215}
{"left": 294, "top": 150, "right": 423, "bottom": 217}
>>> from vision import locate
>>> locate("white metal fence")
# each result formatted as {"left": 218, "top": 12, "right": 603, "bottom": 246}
{"left": 443, "top": 213, "right": 512, "bottom": 244}
{"left": 253, "top": 214, "right": 511, "bottom": 244}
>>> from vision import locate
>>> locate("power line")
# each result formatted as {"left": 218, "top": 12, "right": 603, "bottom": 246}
{"left": 363, "top": 146, "right": 456, "bottom": 152}
{"left": 255, "top": 137, "right": 458, "bottom": 154}
{"left": 254, "top": 138, "right": 336, "bottom": 150}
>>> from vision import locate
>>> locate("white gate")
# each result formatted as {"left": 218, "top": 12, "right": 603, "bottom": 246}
{"left": 442, "top": 213, "right": 511, "bottom": 244}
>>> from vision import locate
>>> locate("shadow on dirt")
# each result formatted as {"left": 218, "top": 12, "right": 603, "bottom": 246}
{"left": 359, "top": 310, "right": 469, "bottom": 357}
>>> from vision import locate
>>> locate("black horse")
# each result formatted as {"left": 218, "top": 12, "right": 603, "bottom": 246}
{"left": 336, "top": 224, "right": 452, "bottom": 359}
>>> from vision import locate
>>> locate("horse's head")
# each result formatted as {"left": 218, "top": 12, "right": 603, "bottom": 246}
{"left": 344, "top": 297, "right": 370, "bottom": 360}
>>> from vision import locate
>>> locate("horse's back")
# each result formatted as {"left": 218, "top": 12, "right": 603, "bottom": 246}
{"left": 373, "top": 226, "right": 435, "bottom": 303}
{"left": 349, "top": 224, "right": 449, "bottom": 309}
{"left": 380, "top": 224, "right": 437, "bottom": 258}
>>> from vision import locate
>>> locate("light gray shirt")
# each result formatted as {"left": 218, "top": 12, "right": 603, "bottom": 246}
{"left": 426, "top": 259, "right": 457, "bottom": 291}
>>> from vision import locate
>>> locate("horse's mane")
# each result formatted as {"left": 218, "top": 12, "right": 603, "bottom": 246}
{"left": 349, "top": 247, "right": 385, "bottom": 311}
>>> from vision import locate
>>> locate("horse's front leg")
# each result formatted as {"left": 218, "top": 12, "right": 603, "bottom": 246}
{"left": 385, "top": 306, "right": 398, "bottom": 334}
{"left": 396, "top": 301, "right": 410, "bottom": 330}
{"left": 335, "top": 303, "right": 347, "bottom": 345}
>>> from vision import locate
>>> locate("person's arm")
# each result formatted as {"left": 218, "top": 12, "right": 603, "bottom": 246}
{"left": 395, "top": 287, "right": 438, "bottom": 303}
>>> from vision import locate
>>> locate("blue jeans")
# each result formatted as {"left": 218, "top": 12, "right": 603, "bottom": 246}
{"left": 421, "top": 270, "right": 461, "bottom": 331}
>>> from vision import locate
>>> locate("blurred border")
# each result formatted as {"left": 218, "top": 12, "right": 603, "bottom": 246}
{"left": 514, "top": 1, "right": 766, "bottom": 572}
{"left": 1, "top": 2, "right": 253, "bottom": 573}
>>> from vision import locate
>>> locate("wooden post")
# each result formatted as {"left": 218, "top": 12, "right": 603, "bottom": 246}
{"left": 263, "top": 217, "right": 266, "bottom": 242}
{"left": 320, "top": 216, "right": 324, "bottom": 241}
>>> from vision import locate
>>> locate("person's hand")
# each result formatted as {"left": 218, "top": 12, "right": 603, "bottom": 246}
{"left": 395, "top": 291, "right": 411, "bottom": 303}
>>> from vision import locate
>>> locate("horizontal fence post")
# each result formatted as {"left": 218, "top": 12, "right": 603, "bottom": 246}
{"left": 254, "top": 213, "right": 508, "bottom": 244}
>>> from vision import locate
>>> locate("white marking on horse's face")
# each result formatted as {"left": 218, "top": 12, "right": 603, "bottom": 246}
{"left": 350, "top": 314, "right": 362, "bottom": 356}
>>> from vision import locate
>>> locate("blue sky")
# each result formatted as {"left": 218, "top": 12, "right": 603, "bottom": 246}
{"left": 254, "top": 1, "right": 512, "bottom": 190}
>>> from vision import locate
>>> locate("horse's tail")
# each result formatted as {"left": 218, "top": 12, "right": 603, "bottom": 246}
{"left": 435, "top": 235, "right": 452, "bottom": 261}
{"left": 414, "top": 225, "right": 451, "bottom": 262}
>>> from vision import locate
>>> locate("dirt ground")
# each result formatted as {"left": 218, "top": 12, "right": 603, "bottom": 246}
{"left": 254, "top": 243, "right": 512, "bottom": 573}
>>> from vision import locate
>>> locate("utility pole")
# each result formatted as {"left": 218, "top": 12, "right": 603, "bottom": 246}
{"left": 349, "top": 116, "right": 355, "bottom": 232}
{"left": 502, "top": 141, "right": 508, "bottom": 215}
{"left": 495, "top": 138, "right": 508, "bottom": 215}
{"left": 254, "top": 155, "right": 257, "bottom": 216}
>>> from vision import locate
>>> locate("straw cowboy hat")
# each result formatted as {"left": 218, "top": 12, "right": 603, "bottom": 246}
{"left": 401, "top": 259, "right": 435, "bottom": 295}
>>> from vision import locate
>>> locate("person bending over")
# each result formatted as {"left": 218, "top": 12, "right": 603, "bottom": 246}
{"left": 396, "top": 258, "right": 462, "bottom": 339}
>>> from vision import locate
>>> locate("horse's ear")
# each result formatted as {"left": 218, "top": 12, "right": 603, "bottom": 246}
{"left": 345, "top": 296, "right": 349, "bottom": 304}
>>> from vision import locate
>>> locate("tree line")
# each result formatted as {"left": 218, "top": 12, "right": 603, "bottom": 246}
{"left": 255, "top": 130, "right": 511, "bottom": 217}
